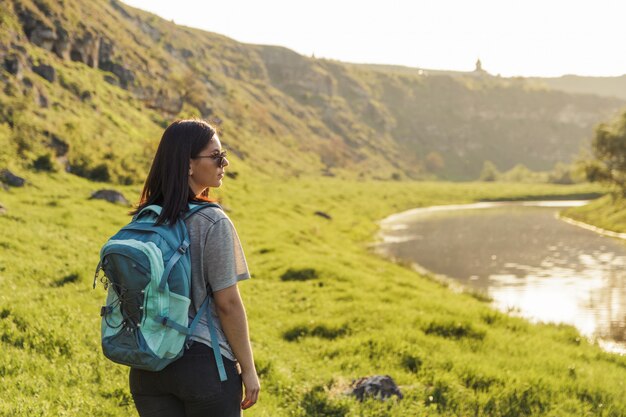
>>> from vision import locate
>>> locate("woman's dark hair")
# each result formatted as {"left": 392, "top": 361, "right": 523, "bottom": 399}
{"left": 132, "top": 119, "right": 218, "bottom": 225}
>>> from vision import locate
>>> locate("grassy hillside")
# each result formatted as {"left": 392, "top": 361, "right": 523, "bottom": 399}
{"left": 1, "top": 0, "right": 625, "bottom": 182}
{"left": 1, "top": 170, "right": 625, "bottom": 416}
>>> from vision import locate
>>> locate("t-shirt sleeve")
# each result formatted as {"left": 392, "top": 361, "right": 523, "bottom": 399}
{"left": 203, "top": 217, "right": 251, "bottom": 292}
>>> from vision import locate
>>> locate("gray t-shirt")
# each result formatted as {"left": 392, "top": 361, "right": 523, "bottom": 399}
{"left": 184, "top": 205, "right": 250, "bottom": 361}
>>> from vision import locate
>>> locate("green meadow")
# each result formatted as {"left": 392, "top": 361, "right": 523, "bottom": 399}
{"left": 1, "top": 170, "right": 624, "bottom": 417}
{"left": 563, "top": 194, "right": 626, "bottom": 234}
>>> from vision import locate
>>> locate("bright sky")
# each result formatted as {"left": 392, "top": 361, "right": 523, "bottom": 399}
{"left": 121, "top": 0, "right": 626, "bottom": 78}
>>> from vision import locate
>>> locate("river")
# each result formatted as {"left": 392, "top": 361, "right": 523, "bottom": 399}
{"left": 375, "top": 201, "right": 626, "bottom": 355}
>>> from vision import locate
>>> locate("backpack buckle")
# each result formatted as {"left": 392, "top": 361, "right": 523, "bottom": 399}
{"left": 178, "top": 241, "right": 190, "bottom": 254}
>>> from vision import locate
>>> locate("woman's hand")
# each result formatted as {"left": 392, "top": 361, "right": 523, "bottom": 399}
{"left": 240, "top": 369, "right": 260, "bottom": 409}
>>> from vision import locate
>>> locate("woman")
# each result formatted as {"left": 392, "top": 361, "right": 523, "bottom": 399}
{"left": 129, "top": 119, "right": 260, "bottom": 416}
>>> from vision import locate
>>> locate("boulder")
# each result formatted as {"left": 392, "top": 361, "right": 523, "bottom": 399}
{"left": 0, "top": 169, "right": 26, "bottom": 187}
{"left": 32, "top": 64, "right": 55, "bottom": 82}
{"left": 349, "top": 375, "right": 403, "bottom": 402}
{"left": 90, "top": 189, "right": 129, "bottom": 205}
{"left": 4, "top": 55, "right": 23, "bottom": 77}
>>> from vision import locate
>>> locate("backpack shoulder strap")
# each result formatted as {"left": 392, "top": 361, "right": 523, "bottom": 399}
{"left": 133, "top": 204, "right": 162, "bottom": 221}
{"left": 184, "top": 202, "right": 222, "bottom": 220}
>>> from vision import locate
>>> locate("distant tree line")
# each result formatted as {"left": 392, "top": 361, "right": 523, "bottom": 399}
{"left": 478, "top": 160, "right": 582, "bottom": 184}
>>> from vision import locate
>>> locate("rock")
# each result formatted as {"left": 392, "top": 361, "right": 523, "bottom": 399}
{"left": 0, "top": 203, "right": 6, "bottom": 215}
{"left": 32, "top": 64, "right": 55, "bottom": 82}
{"left": 0, "top": 169, "right": 26, "bottom": 187}
{"left": 98, "top": 38, "right": 134, "bottom": 88}
{"left": 98, "top": 37, "right": 114, "bottom": 65}
{"left": 99, "top": 61, "right": 135, "bottom": 88}
{"left": 52, "top": 23, "right": 70, "bottom": 60}
{"left": 15, "top": 6, "right": 42, "bottom": 41}
{"left": 70, "top": 31, "right": 100, "bottom": 68}
{"left": 90, "top": 189, "right": 129, "bottom": 205}
{"left": 29, "top": 25, "right": 57, "bottom": 51}
{"left": 349, "top": 375, "right": 403, "bottom": 402}
{"left": 314, "top": 210, "right": 332, "bottom": 220}
{"left": 103, "top": 74, "right": 118, "bottom": 86}
{"left": 4, "top": 55, "right": 23, "bottom": 77}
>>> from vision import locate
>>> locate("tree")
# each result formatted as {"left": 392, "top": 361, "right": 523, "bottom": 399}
{"left": 479, "top": 160, "right": 500, "bottom": 181}
{"left": 585, "top": 112, "right": 626, "bottom": 194}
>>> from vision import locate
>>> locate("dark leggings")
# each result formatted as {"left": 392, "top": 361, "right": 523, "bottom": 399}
{"left": 129, "top": 342, "right": 242, "bottom": 417}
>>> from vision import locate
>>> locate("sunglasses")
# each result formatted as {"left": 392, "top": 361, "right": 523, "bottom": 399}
{"left": 193, "top": 150, "right": 228, "bottom": 168}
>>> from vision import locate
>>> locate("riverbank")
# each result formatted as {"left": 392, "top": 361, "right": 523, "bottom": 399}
{"left": 0, "top": 174, "right": 624, "bottom": 416}
{"left": 376, "top": 199, "right": 626, "bottom": 356}
{"left": 561, "top": 194, "right": 626, "bottom": 234}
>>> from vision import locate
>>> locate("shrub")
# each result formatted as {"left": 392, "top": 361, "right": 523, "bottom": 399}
{"left": 458, "top": 367, "right": 500, "bottom": 392}
{"left": 283, "top": 323, "right": 350, "bottom": 342}
{"left": 33, "top": 154, "right": 57, "bottom": 172}
{"left": 52, "top": 272, "right": 80, "bottom": 287}
{"left": 424, "top": 320, "right": 486, "bottom": 341}
{"left": 401, "top": 353, "right": 423, "bottom": 373}
{"left": 300, "top": 385, "right": 349, "bottom": 417}
{"left": 280, "top": 267, "right": 319, "bottom": 281}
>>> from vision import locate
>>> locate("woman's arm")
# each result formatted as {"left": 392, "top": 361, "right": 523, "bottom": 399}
{"left": 214, "top": 284, "right": 260, "bottom": 410}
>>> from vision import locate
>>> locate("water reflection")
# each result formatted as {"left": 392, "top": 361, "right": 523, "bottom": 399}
{"left": 376, "top": 201, "right": 626, "bottom": 354}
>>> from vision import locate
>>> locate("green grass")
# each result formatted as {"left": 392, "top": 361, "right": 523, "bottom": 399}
{"left": 562, "top": 194, "right": 626, "bottom": 233}
{"left": 0, "top": 171, "right": 624, "bottom": 416}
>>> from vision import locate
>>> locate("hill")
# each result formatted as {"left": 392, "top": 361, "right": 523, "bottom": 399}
{"left": 529, "top": 74, "right": 626, "bottom": 101}
{"left": 0, "top": 0, "right": 624, "bottom": 182}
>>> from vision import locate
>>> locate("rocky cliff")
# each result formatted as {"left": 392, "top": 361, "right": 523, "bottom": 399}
{"left": 1, "top": 0, "right": 624, "bottom": 181}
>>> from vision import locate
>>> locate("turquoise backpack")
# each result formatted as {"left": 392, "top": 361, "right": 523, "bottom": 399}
{"left": 93, "top": 203, "right": 227, "bottom": 381}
